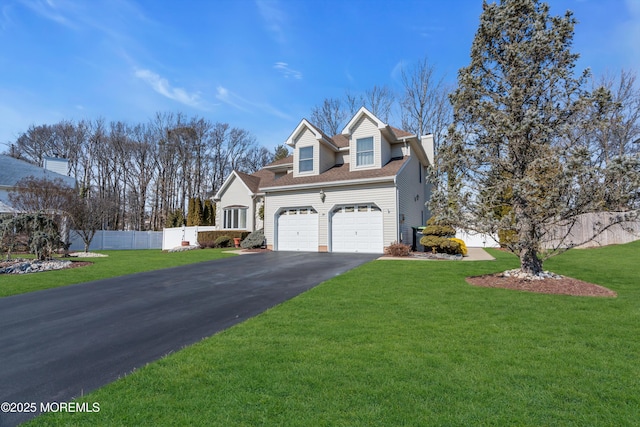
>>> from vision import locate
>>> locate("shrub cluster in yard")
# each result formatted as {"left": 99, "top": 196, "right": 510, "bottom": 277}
{"left": 419, "top": 217, "right": 466, "bottom": 255}
{"left": 241, "top": 229, "right": 265, "bottom": 249}
{"left": 213, "top": 236, "right": 233, "bottom": 248}
{"left": 384, "top": 241, "right": 411, "bottom": 257}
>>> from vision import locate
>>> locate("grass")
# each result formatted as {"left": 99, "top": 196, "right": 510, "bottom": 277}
{"left": 0, "top": 249, "right": 236, "bottom": 298}
{"left": 27, "top": 241, "right": 640, "bottom": 426}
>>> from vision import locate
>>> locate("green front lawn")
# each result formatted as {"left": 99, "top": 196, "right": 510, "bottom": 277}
{"left": 0, "top": 249, "right": 236, "bottom": 298}
{"left": 29, "top": 241, "right": 640, "bottom": 426}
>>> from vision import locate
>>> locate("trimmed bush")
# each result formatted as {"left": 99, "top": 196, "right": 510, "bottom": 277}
{"left": 439, "top": 239, "right": 462, "bottom": 255}
{"left": 384, "top": 241, "right": 411, "bottom": 257}
{"left": 449, "top": 238, "right": 468, "bottom": 256}
{"left": 199, "top": 240, "right": 216, "bottom": 249}
{"left": 241, "top": 229, "right": 265, "bottom": 249}
{"left": 420, "top": 217, "right": 464, "bottom": 255}
{"left": 420, "top": 235, "right": 446, "bottom": 253}
{"left": 423, "top": 224, "right": 456, "bottom": 237}
{"left": 423, "top": 217, "right": 456, "bottom": 237}
{"left": 214, "top": 235, "right": 233, "bottom": 248}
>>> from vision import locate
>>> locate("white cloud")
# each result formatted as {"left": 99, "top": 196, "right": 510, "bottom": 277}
{"left": 390, "top": 60, "right": 405, "bottom": 82}
{"left": 18, "top": 0, "right": 77, "bottom": 29}
{"left": 256, "top": 0, "right": 286, "bottom": 44}
{"left": 216, "top": 86, "right": 250, "bottom": 112}
{"left": 274, "top": 62, "right": 302, "bottom": 80}
{"left": 216, "top": 85, "right": 291, "bottom": 120}
{"left": 135, "top": 68, "right": 202, "bottom": 108}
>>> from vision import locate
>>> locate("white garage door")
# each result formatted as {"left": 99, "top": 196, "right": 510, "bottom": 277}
{"left": 277, "top": 208, "right": 319, "bottom": 251}
{"left": 331, "top": 204, "right": 383, "bottom": 253}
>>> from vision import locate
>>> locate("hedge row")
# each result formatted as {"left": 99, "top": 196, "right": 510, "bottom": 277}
{"left": 198, "top": 230, "right": 250, "bottom": 243}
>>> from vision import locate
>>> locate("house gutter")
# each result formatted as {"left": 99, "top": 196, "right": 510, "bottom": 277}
{"left": 260, "top": 175, "right": 395, "bottom": 193}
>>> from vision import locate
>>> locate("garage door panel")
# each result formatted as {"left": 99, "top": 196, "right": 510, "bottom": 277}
{"left": 277, "top": 209, "right": 318, "bottom": 252}
{"left": 331, "top": 205, "right": 383, "bottom": 254}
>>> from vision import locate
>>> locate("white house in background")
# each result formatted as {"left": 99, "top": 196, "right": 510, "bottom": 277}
{"left": 0, "top": 155, "right": 76, "bottom": 214}
{"left": 214, "top": 107, "right": 434, "bottom": 253}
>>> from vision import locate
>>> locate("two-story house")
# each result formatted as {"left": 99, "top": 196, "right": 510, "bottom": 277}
{"left": 214, "top": 107, "right": 434, "bottom": 253}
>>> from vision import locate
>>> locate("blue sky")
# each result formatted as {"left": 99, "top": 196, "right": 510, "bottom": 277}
{"left": 1, "top": 0, "right": 639, "bottom": 152}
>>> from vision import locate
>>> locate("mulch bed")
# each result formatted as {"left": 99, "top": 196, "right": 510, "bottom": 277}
{"left": 466, "top": 274, "right": 617, "bottom": 297}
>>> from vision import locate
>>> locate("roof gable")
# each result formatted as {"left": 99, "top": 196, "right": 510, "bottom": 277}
{"left": 285, "top": 119, "right": 339, "bottom": 151}
{"left": 341, "top": 107, "right": 386, "bottom": 136}
{"left": 214, "top": 170, "right": 255, "bottom": 200}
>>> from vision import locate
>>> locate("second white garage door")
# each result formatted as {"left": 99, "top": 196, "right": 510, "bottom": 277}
{"left": 331, "top": 204, "right": 384, "bottom": 253}
{"left": 277, "top": 208, "right": 318, "bottom": 251}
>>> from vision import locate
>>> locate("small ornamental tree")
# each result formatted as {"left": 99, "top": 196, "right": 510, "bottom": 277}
{"left": 67, "top": 192, "right": 107, "bottom": 253}
{"left": 419, "top": 217, "right": 463, "bottom": 255}
{"left": 1, "top": 213, "right": 63, "bottom": 260}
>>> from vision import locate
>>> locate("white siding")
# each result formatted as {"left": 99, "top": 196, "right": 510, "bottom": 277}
{"left": 264, "top": 182, "right": 397, "bottom": 251}
{"left": 349, "top": 116, "right": 381, "bottom": 171}
{"left": 319, "top": 142, "right": 336, "bottom": 173}
{"left": 396, "top": 156, "right": 428, "bottom": 247}
{"left": 390, "top": 144, "right": 404, "bottom": 159}
{"left": 293, "top": 128, "right": 318, "bottom": 177}
{"left": 380, "top": 135, "right": 391, "bottom": 166}
{"left": 216, "top": 174, "right": 254, "bottom": 230}
{"left": 336, "top": 151, "right": 349, "bottom": 165}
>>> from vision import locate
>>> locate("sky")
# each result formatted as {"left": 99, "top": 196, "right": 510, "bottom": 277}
{"left": 1, "top": 0, "right": 639, "bottom": 152}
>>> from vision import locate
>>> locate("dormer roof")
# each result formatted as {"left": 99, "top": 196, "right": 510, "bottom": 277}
{"left": 341, "top": 106, "right": 387, "bottom": 135}
{"left": 285, "top": 119, "right": 340, "bottom": 151}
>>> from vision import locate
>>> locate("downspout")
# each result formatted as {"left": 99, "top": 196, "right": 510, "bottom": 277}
{"left": 394, "top": 175, "right": 400, "bottom": 244}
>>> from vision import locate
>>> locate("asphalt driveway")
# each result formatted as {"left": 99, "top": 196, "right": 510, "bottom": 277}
{"left": 0, "top": 251, "right": 378, "bottom": 426}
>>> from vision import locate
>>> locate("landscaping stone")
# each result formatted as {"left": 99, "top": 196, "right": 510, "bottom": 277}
{"left": 500, "top": 268, "right": 563, "bottom": 280}
{"left": 69, "top": 252, "right": 109, "bottom": 258}
{"left": 0, "top": 259, "right": 72, "bottom": 275}
{"left": 167, "top": 245, "right": 201, "bottom": 253}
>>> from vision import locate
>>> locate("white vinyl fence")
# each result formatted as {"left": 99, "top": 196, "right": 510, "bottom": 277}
{"left": 456, "top": 230, "right": 500, "bottom": 248}
{"left": 162, "top": 226, "right": 218, "bottom": 250}
{"left": 68, "top": 230, "right": 163, "bottom": 251}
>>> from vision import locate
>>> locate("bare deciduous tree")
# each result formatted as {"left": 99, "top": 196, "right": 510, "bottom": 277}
{"left": 400, "top": 57, "right": 452, "bottom": 147}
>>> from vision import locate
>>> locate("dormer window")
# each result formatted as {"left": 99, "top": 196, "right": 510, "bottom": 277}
{"left": 356, "top": 137, "right": 374, "bottom": 166}
{"left": 299, "top": 146, "right": 313, "bottom": 172}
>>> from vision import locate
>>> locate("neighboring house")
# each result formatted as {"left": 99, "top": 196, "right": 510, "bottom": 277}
{"left": 0, "top": 155, "right": 76, "bottom": 214}
{"left": 214, "top": 107, "right": 434, "bottom": 253}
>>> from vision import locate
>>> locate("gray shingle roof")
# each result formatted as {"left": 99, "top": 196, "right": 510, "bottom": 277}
{"left": 258, "top": 157, "right": 408, "bottom": 190}
{"left": 0, "top": 155, "right": 76, "bottom": 188}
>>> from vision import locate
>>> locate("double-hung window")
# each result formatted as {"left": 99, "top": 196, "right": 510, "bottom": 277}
{"left": 356, "top": 137, "right": 374, "bottom": 166}
{"left": 299, "top": 146, "right": 313, "bottom": 172}
{"left": 224, "top": 207, "right": 247, "bottom": 229}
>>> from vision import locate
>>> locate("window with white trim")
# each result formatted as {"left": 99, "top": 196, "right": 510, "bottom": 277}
{"left": 299, "top": 146, "right": 313, "bottom": 172}
{"left": 356, "top": 137, "right": 374, "bottom": 166}
{"left": 223, "top": 207, "right": 247, "bottom": 229}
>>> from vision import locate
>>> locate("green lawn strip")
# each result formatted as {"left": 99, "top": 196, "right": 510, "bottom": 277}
{"left": 28, "top": 242, "right": 640, "bottom": 426}
{"left": 0, "top": 249, "right": 236, "bottom": 298}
